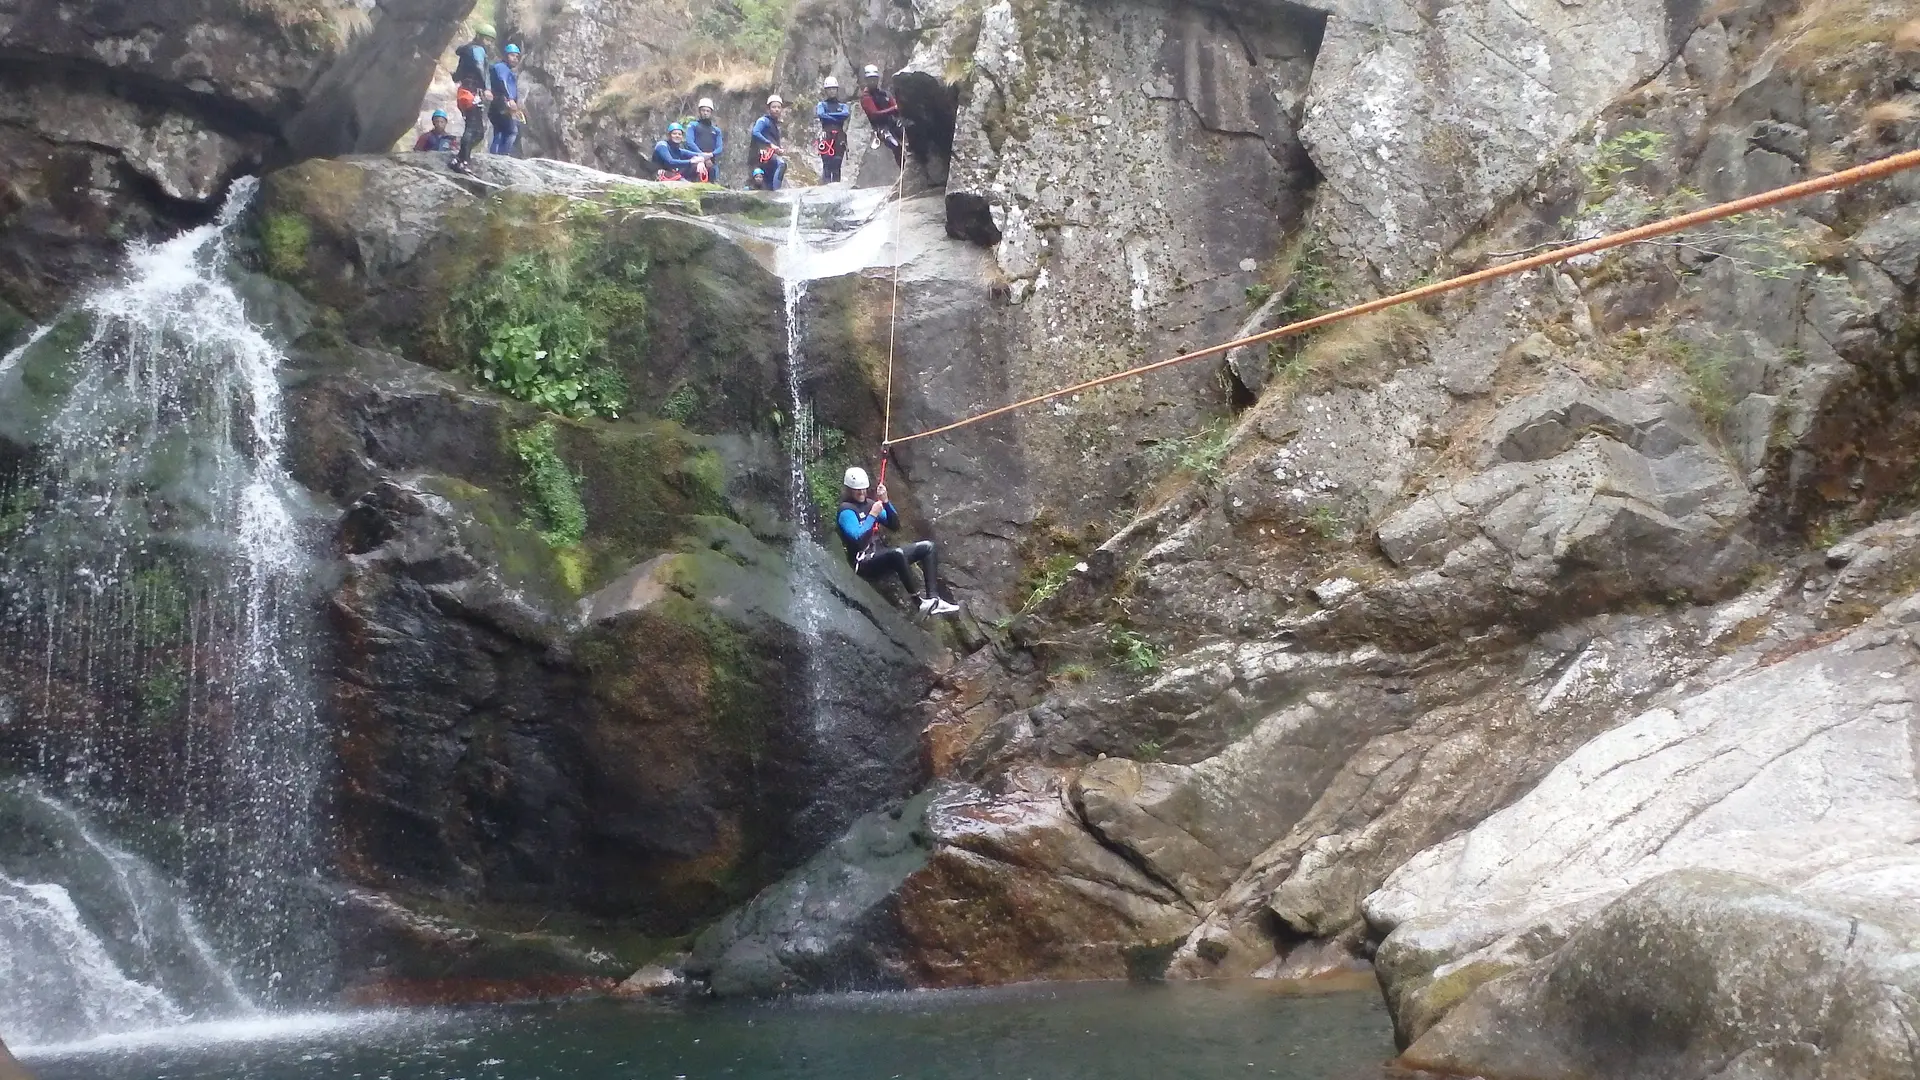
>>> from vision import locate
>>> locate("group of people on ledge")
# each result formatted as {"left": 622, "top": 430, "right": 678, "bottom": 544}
{"left": 413, "top": 33, "right": 907, "bottom": 194}
{"left": 410, "top": 23, "right": 524, "bottom": 172}
{"left": 650, "top": 66, "right": 904, "bottom": 189}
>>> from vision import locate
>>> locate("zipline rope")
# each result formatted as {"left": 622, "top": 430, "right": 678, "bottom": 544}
{"left": 882, "top": 145, "right": 1920, "bottom": 450}
{"left": 879, "top": 127, "right": 910, "bottom": 484}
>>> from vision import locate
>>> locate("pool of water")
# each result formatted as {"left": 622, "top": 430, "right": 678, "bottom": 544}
{"left": 18, "top": 981, "right": 1397, "bottom": 1080}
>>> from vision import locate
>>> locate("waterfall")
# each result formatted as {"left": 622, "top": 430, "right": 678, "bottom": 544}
{"left": 0, "top": 784, "right": 249, "bottom": 1047}
{"left": 0, "top": 176, "right": 330, "bottom": 1037}
{"left": 780, "top": 194, "right": 836, "bottom": 733}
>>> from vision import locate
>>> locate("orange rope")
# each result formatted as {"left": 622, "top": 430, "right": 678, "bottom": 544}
{"left": 883, "top": 146, "right": 1920, "bottom": 449}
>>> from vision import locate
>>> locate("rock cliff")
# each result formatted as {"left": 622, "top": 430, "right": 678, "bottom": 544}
{"left": 5, "top": 0, "right": 1920, "bottom": 1069}
{"left": 0, "top": 0, "right": 475, "bottom": 316}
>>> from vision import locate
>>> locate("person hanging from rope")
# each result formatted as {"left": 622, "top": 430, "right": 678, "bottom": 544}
{"left": 751, "top": 95, "right": 789, "bottom": 191}
{"left": 449, "top": 23, "right": 495, "bottom": 174}
{"left": 858, "top": 65, "right": 903, "bottom": 166}
{"left": 816, "top": 76, "right": 851, "bottom": 184}
{"left": 687, "top": 98, "right": 726, "bottom": 185}
{"left": 836, "top": 466, "right": 960, "bottom": 616}
{"left": 652, "top": 123, "right": 710, "bottom": 182}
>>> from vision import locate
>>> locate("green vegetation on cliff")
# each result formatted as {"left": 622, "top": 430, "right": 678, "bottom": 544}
{"left": 512, "top": 422, "right": 588, "bottom": 548}
{"left": 454, "top": 250, "right": 634, "bottom": 419}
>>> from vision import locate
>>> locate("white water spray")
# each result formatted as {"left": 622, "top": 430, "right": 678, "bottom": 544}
{"left": 0, "top": 177, "right": 329, "bottom": 1039}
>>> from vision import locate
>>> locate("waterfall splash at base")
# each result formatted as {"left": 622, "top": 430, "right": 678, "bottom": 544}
{"left": 0, "top": 177, "right": 330, "bottom": 1041}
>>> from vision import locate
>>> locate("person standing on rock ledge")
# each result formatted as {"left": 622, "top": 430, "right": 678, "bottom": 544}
{"left": 449, "top": 23, "right": 495, "bottom": 174}
{"left": 488, "top": 44, "right": 525, "bottom": 157}
{"left": 858, "top": 65, "right": 904, "bottom": 166}
{"left": 687, "top": 98, "right": 725, "bottom": 185}
{"left": 751, "top": 95, "right": 788, "bottom": 191}
{"left": 836, "top": 466, "right": 960, "bottom": 616}
{"left": 815, "top": 77, "right": 851, "bottom": 184}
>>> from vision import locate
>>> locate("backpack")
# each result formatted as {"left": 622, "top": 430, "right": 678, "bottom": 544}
{"left": 452, "top": 44, "right": 488, "bottom": 91}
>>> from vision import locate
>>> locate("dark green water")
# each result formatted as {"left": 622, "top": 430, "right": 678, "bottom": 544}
{"left": 22, "top": 982, "right": 1396, "bottom": 1080}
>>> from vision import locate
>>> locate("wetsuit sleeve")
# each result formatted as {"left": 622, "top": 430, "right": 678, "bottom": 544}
{"left": 713, "top": 125, "right": 725, "bottom": 156}
{"left": 878, "top": 503, "right": 900, "bottom": 530}
{"left": 837, "top": 507, "right": 874, "bottom": 544}
{"left": 751, "top": 116, "right": 773, "bottom": 147}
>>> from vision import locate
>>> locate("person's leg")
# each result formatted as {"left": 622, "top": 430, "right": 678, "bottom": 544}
{"left": 855, "top": 548, "right": 916, "bottom": 596}
{"left": 490, "top": 115, "right": 518, "bottom": 155}
{"left": 902, "top": 540, "right": 939, "bottom": 598}
{"left": 771, "top": 155, "right": 786, "bottom": 190}
{"left": 457, "top": 106, "right": 486, "bottom": 166}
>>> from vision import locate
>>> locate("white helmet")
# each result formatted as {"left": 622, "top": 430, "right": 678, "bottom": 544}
{"left": 862, "top": 64, "right": 881, "bottom": 78}
{"left": 767, "top": 94, "right": 784, "bottom": 106}
{"left": 822, "top": 76, "right": 840, "bottom": 90}
{"left": 843, "top": 466, "right": 870, "bottom": 489}
{"left": 697, "top": 97, "right": 714, "bottom": 111}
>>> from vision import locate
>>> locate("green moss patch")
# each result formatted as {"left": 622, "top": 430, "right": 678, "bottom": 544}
{"left": 512, "top": 421, "right": 588, "bottom": 548}
{"left": 260, "top": 211, "right": 312, "bottom": 279}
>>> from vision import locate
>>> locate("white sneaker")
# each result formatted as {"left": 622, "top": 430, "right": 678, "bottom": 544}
{"left": 919, "top": 597, "right": 961, "bottom": 616}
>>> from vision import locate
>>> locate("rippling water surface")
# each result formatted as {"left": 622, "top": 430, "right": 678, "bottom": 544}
{"left": 22, "top": 980, "right": 1395, "bottom": 1080}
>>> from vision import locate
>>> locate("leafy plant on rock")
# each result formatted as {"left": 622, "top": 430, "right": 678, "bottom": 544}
{"left": 512, "top": 422, "right": 588, "bottom": 548}
{"left": 1146, "top": 422, "right": 1234, "bottom": 486}
{"left": 1109, "top": 627, "right": 1163, "bottom": 676}
{"left": 455, "top": 252, "right": 631, "bottom": 419}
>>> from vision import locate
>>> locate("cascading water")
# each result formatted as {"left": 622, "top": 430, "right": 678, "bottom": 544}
{"left": 779, "top": 195, "right": 837, "bottom": 742}
{"left": 0, "top": 177, "right": 330, "bottom": 1040}
{"left": 0, "top": 783, "right": 248, "bottom": 1047}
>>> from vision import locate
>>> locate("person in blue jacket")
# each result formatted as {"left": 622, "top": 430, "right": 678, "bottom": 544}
{"left": 489, "top": 44, "right": 524, "bottom": 156}
{"left": 751, "top": 95, "right": 788, "bottom": 191}
{"left": 836, "top": 466, "right": 959, "bottom": 616}
{"left": 686, "top": 98, "right": 725, "bottom": 184}
{"left": 815, "top": 76, "right": 851, "bottom": 184}
{"left": 652, "top": 124, "right": 709, "bottom": 181}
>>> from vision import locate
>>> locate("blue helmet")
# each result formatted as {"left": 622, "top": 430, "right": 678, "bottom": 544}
{"left": 431, "top": 109, "right": 448, "bottom": 120}
{"left": 503, "top": 43, "right": 521, "bottom": 54}
{"left": 667, "top": 123, "right": 685, "bottom": 134}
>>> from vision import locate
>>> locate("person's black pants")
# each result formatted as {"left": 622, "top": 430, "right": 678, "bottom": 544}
{"left": 821, "top": 152, "right": 843, "bottom": 183}
{"left": 875, "top": 121, "right": 903, "bottom": 165}
{"left": 857, "top": 540, "right": 937, "bottom": 598}
{"left": 457, "top": 104, "right": 488, "bottom": 164}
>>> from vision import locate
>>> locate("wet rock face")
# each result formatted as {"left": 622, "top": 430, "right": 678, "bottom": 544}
{"left": 249, "top": 156, "right": 942, "bottom": 984}
{"left": 0, "top": 0, "right": 472, "bottom": 314}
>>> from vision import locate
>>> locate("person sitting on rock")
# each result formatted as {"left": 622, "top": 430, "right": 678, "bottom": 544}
{"left": 751, "top": 95, "right": 788, "bottom": 191}
{"left": 815, "top": 76, "right": 851, "bottom": 184}
{"left": 836, "top": 466, "right": 959, "bottom": 616}
{"left": 687, "top": 98, "right": 725, "bottom": 185}
{"left": 652, "top": 123, "right": 709, "bottom": 182}
{"left": 858, "top": 65, "right": 904, "bottom": 166}
{"left": 414, "top": 110, "right": 458, "bottom": 152}
{"left": 489, "top": 44, "right": 525, "bottom": 156}
{"left": 449, "top": 24, "right": 495, "bottom": 174}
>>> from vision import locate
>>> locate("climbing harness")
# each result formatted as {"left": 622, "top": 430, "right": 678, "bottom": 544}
{"left": 878, "top": 145, "right": 1920, "bottom": 451}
